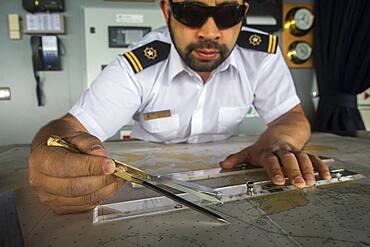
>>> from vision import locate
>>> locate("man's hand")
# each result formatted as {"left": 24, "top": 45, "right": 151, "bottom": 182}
{"left": 28, "top": 132, "right": 123, "bottom": 214}
{"left": 219, "top": 144, "right": 331, "bottom": 188}
{"left": 220, "top": 105, "right": 331, "bottom": 188}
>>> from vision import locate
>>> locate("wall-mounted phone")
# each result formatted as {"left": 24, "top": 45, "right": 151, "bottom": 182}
{"left": 31, "top": 36, "right": 61, "bottom": 71}
{"left": 31, "top": 35, "right": 61, "bottom": 106}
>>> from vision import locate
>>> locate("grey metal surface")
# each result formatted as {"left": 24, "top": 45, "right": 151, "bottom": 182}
{"left": 0, "top": 133, "right": 369, "bottom": 247}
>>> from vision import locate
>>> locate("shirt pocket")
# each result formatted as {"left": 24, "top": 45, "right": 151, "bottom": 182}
{"left": 141, "top": 114, "right": 180, "bottom": 141}
{"left": 218, "top": 107, "right": 248, "bottom": 134}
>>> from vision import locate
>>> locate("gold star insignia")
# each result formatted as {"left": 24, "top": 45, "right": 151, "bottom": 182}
{"left": 249, "top": 34, "right": 262, "bottom": 46}
{"left": 144, "top": 47, "right": 157, "bottom": 60}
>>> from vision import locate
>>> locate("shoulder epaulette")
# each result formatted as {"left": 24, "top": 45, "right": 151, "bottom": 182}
{"left": 237, "top": 31, "right": 278, "bottom": 54}
{"left": 123, "top": 40, "right": 171, "bottom": 73}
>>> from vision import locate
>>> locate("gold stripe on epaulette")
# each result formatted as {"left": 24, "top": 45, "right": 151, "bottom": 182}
{"left": 129, "top": 51, "right": 143, "bottom": 72}
{"left": 124, "top": 53, "right": 140, "bottom": 73}
{"left": 268, "top": 35, "right": 273, "bottom": 53}
{"left": 268, "top": 35, "right": 277, "bottom": 53}
{"left": 272, "top": 35, "right": 277, "bottom": 53}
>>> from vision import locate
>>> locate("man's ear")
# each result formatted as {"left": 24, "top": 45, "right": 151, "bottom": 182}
{"left": 160, "top": 0, "right": 171, "bottom": 26}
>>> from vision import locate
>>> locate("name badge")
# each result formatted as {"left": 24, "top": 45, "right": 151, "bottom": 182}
{"left": 143, "top": 110, "right": 171, "bottom": 121}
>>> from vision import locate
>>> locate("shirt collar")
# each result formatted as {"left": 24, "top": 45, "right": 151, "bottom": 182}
{"left": 215, "top": 49, "right": 239, "bottom": 73}
{"left": 168, "top": 45, "right": 187, "bottom": 82}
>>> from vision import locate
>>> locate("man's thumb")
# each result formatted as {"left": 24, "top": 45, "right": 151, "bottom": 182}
{"left": 219, "top": 152, "right": 246, "bottom": 169}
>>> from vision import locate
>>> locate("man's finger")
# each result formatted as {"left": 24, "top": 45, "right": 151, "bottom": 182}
{"left": 33, "top": 148, "right": 116, "bottom": 177}
{"left": 37, "top": 180, "right": 123, "bottom": 207}
{"left": 36, "top": 172, "right": 118, "bottom": 197}
{"left": 262, "top": 153, "right": 285, "bottom": 185}
{"left": 308, "top": 154, "right": 331, "bottom": 179}
{"left": 293, "top": 151, "right": 315, "bottom": 186}
{"left": 275, "top": 150, "right": 306, "bottom": 188}
{"left": 64, "top": 132, "right": 108, "bottom": 157}
{"left": 28, "top": 155, "right": 40, "bottom": 189}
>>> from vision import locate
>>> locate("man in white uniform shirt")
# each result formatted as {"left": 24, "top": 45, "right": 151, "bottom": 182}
{"left": 28, "top": 0, "right": 331, "bottom": 214}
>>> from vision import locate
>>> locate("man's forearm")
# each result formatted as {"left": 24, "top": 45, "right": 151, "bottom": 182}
{"left": 257, "top": 107, "right": 310, "bottom": 150}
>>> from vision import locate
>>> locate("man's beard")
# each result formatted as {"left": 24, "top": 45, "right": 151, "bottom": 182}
{"left": 168, "top": 18, "right": 230, "bottom": 72}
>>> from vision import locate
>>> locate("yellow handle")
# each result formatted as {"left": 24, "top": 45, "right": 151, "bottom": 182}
{"left": 113, "top": 168, "right": 143, "bottom": 185}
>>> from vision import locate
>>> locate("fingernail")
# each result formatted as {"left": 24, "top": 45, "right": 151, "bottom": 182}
{"left": 90, "top": 144, "right": 103, "bottom": 152}
{"left": 219, "top": 161, "right": 233, "bottom": 169}
{"left": 294, "top": 176, "right": 305, "bottom": 185}
{"left": 304, "top": 174, "right": 315, "bottom": 185}
{"left": 274, "top": 175, "right": 285, "bottom": 184}
{"left": 323, "top": 172, "right": 332, "bottom": 179}
{"left": 102, "top": 160, "right": 116, "bottom": 174}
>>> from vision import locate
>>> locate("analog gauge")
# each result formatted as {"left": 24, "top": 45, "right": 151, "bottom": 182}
{"left": 285, "top": 7, "right": 314, "bottom": 36}
{"left": 287, "top": 41, "right": 312, "bottom": 64}
{"left": 295, "top": 8, "right": 314, "bottom": 31}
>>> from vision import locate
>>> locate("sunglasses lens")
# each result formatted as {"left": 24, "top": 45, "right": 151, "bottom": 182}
{"left": 214, "top": 5, "right": 246, "bottom": 28}
{"left": 171, "top": 3, "right": 208, "bottom": 27}
{"left": 170, "top": 2, "right": 246, "bottom": 29}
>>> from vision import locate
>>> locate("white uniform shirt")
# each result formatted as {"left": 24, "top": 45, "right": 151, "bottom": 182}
{"left": 69, "top": 26, "right": 300, "bottom": 143}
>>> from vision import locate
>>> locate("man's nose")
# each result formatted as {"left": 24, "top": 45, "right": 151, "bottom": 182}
{"left": 197, "top": 17, "right": 221, "bottom": 41}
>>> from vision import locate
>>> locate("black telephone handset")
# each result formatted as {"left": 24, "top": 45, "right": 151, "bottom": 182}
{"left": 31, "top": 36, "right": 61, "bottom": 106}
{"left": 31, "top": 36, "right": 61, "bottom": 71}
{"left": 31, "top": 36, "right": 44, "bottom": 71}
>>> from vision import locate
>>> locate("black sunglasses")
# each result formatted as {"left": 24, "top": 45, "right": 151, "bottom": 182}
{"left": 169, "top": 1, "right": 247, "bottom": 29}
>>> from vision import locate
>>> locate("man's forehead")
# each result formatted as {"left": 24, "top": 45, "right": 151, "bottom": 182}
{"left": 172, "top": 0, "right": 243, "bottom": 5}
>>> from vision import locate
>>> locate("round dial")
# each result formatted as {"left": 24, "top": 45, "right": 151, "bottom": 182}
{"left": 286, "top": 7, "right": 314, "bottom": 36}
{"left": 288, "top": 41, "right": 312, "bottom": 64}
{"left": 294, "top": 8, "right": 314, "bottom": 31}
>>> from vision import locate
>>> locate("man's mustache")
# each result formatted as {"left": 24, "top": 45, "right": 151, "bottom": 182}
{"left": 186, "top": 41, "right": 227, "bottom": 53}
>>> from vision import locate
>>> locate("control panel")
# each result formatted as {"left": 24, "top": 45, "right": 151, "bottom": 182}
{"left": 84, "top": 7, "right": 164, "bottom": 86}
